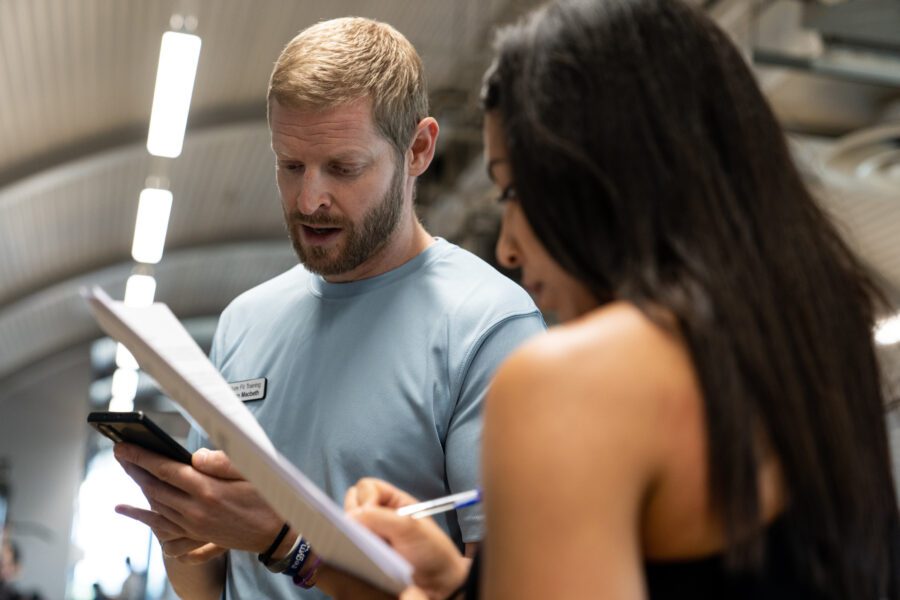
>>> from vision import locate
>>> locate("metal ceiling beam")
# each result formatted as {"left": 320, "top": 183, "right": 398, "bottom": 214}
{"left": 753, "top": 46, "right": 900, "bottom": 88}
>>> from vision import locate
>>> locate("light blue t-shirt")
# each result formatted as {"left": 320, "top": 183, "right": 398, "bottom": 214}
{"left": 193, "top": 239, "right": 544, "bottom": 599}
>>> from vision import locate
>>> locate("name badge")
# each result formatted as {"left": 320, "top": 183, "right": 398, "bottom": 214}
{"left": 229, "top": 378, "right": 267, "bottom": 402}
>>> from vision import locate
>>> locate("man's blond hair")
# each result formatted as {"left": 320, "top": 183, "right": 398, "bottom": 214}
{"left": 268, "top": 17, "right": 428, "bottom": 156}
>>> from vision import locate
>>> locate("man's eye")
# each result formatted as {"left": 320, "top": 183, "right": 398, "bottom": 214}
{"left": 280, "top": 162, "right": 303, "bottom": 173}
{"left": 330, "top": 164, "right": 360, "bottom": 177}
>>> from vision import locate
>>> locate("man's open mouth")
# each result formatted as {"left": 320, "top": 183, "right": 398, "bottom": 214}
{"left": 306, "top": 226, "right": 339, "bottom": 235}
{"left": 300, "top": 225, "right": 342, "bottom": 244}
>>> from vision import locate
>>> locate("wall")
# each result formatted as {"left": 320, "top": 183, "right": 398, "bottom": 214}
{"left": 0, "top": 346, "right": 91, "bottom": 600}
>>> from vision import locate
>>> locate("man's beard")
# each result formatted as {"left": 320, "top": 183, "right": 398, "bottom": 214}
{"left": 283, "top": 160, "right": 405, "bottom": 277}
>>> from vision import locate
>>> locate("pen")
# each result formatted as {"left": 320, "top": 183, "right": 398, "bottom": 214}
{"left": 396, "top": 489, "right": 482, "bottom": 520}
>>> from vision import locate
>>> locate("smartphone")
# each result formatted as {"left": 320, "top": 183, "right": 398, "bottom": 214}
{"left": 87, "top": 411, "right": 193, "bottom": 464}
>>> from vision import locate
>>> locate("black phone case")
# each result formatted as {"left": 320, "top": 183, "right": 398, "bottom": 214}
{"left": 87, "top": 411, "right": 193, "bottom": 464}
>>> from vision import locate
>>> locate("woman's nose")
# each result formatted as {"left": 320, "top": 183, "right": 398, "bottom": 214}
{"left": 495, "top": 222, "right": 520, "bottom": 269}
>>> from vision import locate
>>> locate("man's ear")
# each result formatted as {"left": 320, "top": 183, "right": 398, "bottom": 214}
{"left": 407, "top": 117, "right": 439, "bottom": 177}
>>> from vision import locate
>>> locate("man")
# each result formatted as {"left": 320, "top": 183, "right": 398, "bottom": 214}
{"left": 114, "top": 16, "right": 543, "bottom": 600}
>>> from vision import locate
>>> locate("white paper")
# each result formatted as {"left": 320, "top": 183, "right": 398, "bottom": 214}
{"left": 84, "top": 286, "right": 413, "bottom": 593}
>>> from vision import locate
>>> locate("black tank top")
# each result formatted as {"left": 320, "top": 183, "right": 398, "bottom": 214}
{"left": 642, "top": 517, "right": 827, "bottom": 599}
{"left": 460, "top": 518, "right": 829, "bottom": 599}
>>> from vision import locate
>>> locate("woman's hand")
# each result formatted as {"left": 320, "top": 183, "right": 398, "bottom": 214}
{"left": 344, "top": 478, "right": 471, "bottom": 600}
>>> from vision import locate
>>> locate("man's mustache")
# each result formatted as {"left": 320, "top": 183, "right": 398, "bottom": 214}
{"left": 286, "top": 211, "right": 346, "bottom": 228}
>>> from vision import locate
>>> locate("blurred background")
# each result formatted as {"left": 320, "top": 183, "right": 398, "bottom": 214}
{"left": 0, "top": 0, "right": 898, "bottom": 598}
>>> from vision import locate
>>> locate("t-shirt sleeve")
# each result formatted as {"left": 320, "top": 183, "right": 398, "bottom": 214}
{"left": 446, "top": 310, "right": 546, "bottom": 542}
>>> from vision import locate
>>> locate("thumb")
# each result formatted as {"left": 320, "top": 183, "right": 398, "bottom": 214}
{"left": 191, "top": 449, "right": 244, "bottom": 480}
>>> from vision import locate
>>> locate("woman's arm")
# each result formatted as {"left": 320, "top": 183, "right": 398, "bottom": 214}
{"left": 482, "top": 307, "right": 670, "bottom": 599}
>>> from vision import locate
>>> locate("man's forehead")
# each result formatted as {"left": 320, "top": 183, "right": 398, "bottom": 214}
{"left": 269, "top": 97, "right": 375, "bottom": 128}
{"left": 270, "top": 137, "right": 378, "bottom": 163}
{"left": 269, "top": 98, "right": 385, "bottom": 153}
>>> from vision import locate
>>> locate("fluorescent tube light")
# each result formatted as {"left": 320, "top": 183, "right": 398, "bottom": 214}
{"left": 110, "top": 368, "right": 139, "bottom": 410}
{"left": 875, "top": 313, "right": 900, "bottom": 346}
{"left": 147, "top": 31, "right": 201, "bottom": 158}
{"left": 132, "top": 188, "right": 173, "bottom": 264}
{"left": 115, "top": 344, "right": 139, "bottom": 370}
{"left": 108, "top": 395, "right": 135, "bottom": 412}
{"left": 124, "top": 274, "right": 157, "bottom": 307}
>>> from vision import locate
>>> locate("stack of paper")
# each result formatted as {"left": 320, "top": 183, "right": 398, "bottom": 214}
{"left": 84, "top": 286, "right": 412, "bottom": 594}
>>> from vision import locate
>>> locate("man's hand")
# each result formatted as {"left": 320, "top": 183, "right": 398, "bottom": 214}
{"left": 344, "top": 478, "right": 470, "bottom": 600}
{"left": 115, "top": 502, "right": 226, "bottom": 564}
{"left": 114, "top": 444, "right": 287, "bottom": 560}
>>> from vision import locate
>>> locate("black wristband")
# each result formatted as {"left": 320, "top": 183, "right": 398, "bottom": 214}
{"left": 258, "top": 523, "right": 290, "bottom": 566}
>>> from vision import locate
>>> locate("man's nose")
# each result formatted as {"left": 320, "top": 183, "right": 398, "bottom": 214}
{"left": 294, "top": 171, "right": 332, "bottom": 215}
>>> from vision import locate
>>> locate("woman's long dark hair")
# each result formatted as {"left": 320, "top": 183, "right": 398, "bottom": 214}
{"left": 484, "top": 0, "right": 899, "bottom": 597}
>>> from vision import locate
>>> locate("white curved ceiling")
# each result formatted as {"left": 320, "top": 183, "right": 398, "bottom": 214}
{"left": 0, "top": 0, "right": 898, "bottom": 393}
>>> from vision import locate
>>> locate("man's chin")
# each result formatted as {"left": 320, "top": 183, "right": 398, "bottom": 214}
{"left": 294, "top": 246, "right": 349, "bottom": 277}
{"left": 302, "top": 262, "right": 342, "bottom": 277}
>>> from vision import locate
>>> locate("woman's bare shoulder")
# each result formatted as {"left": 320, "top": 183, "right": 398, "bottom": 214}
{"left": 481, "top": 302, "right": 705, "bottom": 584}
{"left": 492, "top": 302, "right": 697, "bottom": 407}
{"left": 485, "top": 301, "right": 703, "bottom": 487}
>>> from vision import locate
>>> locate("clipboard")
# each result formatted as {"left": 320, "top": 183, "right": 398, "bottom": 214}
{"left": 83, "top": 286, "right": 412, "bottom": 593}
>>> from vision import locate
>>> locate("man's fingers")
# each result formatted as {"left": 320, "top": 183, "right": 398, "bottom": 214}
{"left": 191, "top": 449, "right": 245, "bottom": 481}
{"left": 141, "top": 494, "right": 199, "bottom": 534}
{"left": 115, "top": 504, "right": 186, "bottom": 540}
{"left": 119, "top": 460, "right": 169, "bottom": 494}
{"left": 114, "top": 509, "right": 226, "bottom": 565}
{"left": 116, "top": 463, "right": 203, "bottom": 537}
{"left": 182, "top": 542, "right": 228, "bottom": 564}
{"left": 162, "top": 541, "right": 228, "bottom": 565}
{"left": 115, "top": 443, "right": 285, "bottom": 554}
{"left": 161, "top": 537, "right": 208, "bottom": 558}
{"left": 160, "top": 539, "right": 226, "bottom": 565}
{"left": 118, "top": 461, "right": 190, "bottom": 520}
{"left": 114, "top": 442, "right": 197, "bottom": 491}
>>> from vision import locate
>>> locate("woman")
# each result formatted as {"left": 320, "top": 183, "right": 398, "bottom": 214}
{"left": 317, "top": 0, "right": 900, "bottom": 597}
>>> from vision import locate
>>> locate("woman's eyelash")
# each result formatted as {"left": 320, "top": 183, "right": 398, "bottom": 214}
{"left": 496, "top": 185, "right": 517, "bottom": 203}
